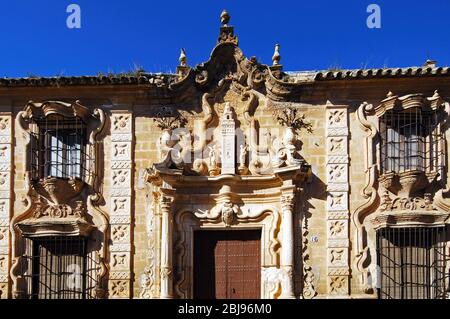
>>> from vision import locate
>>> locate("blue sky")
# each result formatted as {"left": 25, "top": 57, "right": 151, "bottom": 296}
{"left": 0, "top": 1, "right": 449, "bottom": 77}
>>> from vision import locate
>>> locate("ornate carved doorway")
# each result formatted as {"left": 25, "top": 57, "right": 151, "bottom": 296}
{"left": 194, "top": 230, "right": 261, "bottom": 299}
{"left": 139, "top": 11, "right": 314, "bottom": 299}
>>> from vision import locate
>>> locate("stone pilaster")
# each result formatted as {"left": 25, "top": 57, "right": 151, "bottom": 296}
{"left": 326, "top": 104, "right": 350, "bottom": 297}
{"left": 0, "top": 114, "right": 11, "bottom": 299}
{"left": 109, "top": 112, "right": 133, "bottom": 299}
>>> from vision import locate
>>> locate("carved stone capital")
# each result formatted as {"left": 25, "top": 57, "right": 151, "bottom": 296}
{"left": 281, "top": 194, "right": 295, "bottom": 212}
{"left": 160, "top": 196, "right": 173, "bottom": 213}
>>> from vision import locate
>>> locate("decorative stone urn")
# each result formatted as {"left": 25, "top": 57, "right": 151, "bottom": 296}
{"left": 161, "top": 129, "right": 176, "bottom": 148}
{"left": 283, "top": 127, "right": 296, "bottom": 146}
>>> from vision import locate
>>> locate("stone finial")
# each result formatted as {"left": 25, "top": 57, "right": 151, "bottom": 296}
{"left": 424, "top": 59, "right": 437, "bottom": 68}
{"left": 221, "top": 9, "right": 230, "bottom": 26}
{"left": 272, "top": 44, "right": 281, "bottom": 66}
{"left": 179, "top": 48, "right": 187, "bottom": 67}
{"left": 217, "top": 9, "right": 238, "bottom": 45}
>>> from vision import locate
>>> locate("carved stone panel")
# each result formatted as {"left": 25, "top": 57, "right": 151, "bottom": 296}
{"left": 109, "top": 280, "right": 130, "bottom": 299}
{"left": 112, "top": 142, "right": 132, "bottom": 161}
{"left": 109, "top": 112, "right": 133, "bottom": 299}
{"left": 327, "top": 192, "right": 349, "bottom": 211}
{"left": 328, "top": 220, "right": 348, "bottom": 239}
{"left": 112, "top": 225, "right": 131, "bottom": 242}
{"left": 328, "top": 248, "right": 348, "bottom": 267}
{"left": 326, "top": 105, "right": 350, "bottom": 297}
{"left": 111, "top": 197, "right": 131, "bottom": 215}
{"left": 328, "top": 275, "right": 349, "bottom": 295}
{"left": 327, "top": 137, "right": 348, "bottom": 155}
{"left": 327, "top": 164, "right": 348, "bottom": 184}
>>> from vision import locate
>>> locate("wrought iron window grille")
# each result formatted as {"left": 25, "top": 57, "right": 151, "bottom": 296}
{"left": 377, "top": 227, "right": 448, "bottom": 299}
{"left": 22, "top": 236, "right": 99, "bottom": 299}
{"left": 379, "top": 109, "right": 444, "bottom": 175}
{"left": 29, "top": 115, "right": 90, "bottom": 181}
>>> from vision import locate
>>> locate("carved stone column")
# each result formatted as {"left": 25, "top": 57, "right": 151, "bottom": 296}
{"left": 160, "top": 196, "right": 174, "bottom": 299}
{"left": 280, "top": 192, "right": 296, "bottom": 299}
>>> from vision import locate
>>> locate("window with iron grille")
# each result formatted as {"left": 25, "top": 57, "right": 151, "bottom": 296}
{"left": 22, "top": 236, "right": 99, "bottom": 299}
{"left": 377, "top": 227, "right": 448, "bottom": 299}
{"left": 29, "top": 115, "right": 88, "bottom": 181}
{"left": 379, "top": 109, "right": 443, "bottom": 174}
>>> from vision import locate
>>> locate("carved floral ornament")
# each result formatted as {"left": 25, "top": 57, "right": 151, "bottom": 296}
{"left": 353, "top": 91, "right": 450, "bottom": 293}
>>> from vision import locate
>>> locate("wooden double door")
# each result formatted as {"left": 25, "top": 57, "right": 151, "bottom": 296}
{"left": 194, "top": 230, "right": 261, "bottom": 299}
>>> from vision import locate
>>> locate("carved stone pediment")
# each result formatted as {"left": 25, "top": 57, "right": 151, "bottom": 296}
{"left": 168, "top": 11, "right": 294, "bottom": 102}
{"left": 22, "top": 100, "right": 92, "bottom": 123}
{"left": 141, "top": 11, "right": 315, "bottom": 300}
{"left": 374, "top": 91, "right": 445, "bottom": 117}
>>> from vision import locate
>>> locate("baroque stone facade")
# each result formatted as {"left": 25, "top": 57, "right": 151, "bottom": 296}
{"left": 0, "top": 11, "right": 450, "bottom": 299}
